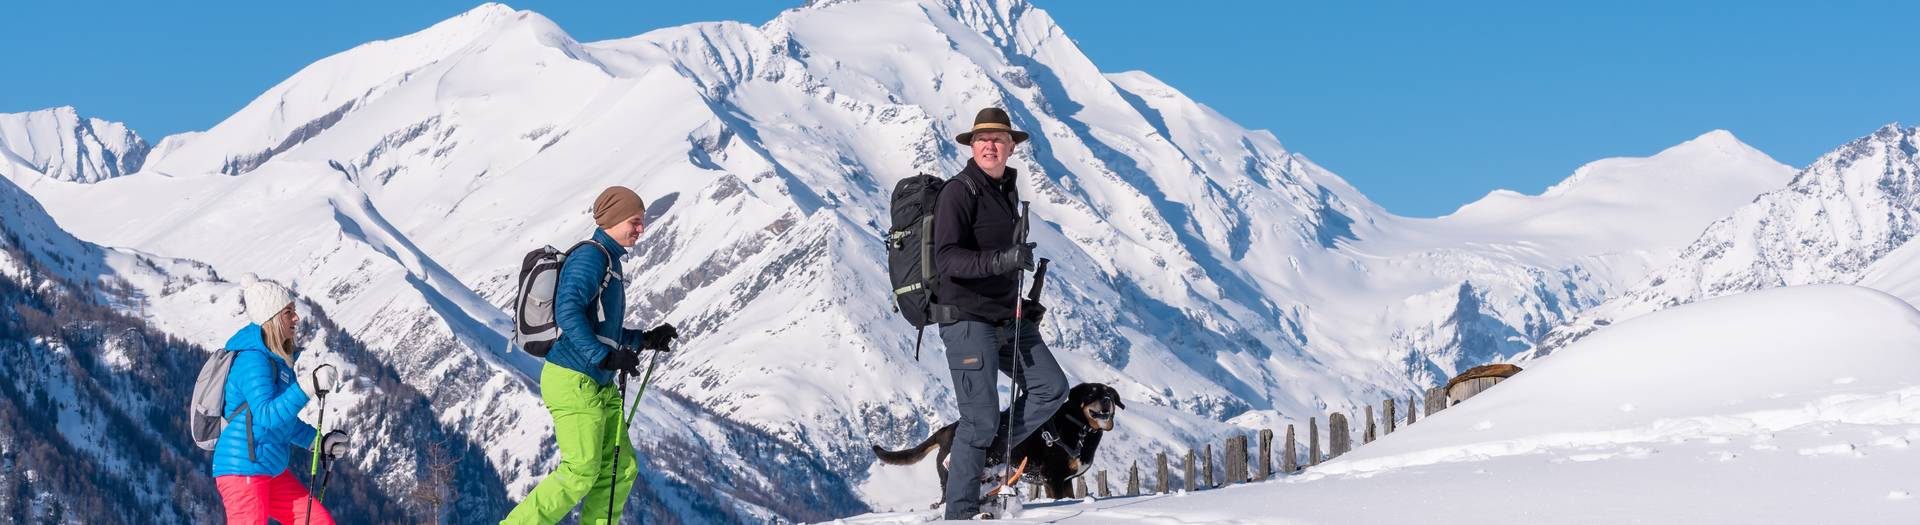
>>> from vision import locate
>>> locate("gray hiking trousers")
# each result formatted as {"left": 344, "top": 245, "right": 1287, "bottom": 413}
{"left": 939, "top": 319, "right": 1067, "bottom": 518}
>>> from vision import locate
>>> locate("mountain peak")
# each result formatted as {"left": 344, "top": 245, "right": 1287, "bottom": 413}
{"left": 1676, "top": 128, "right": 1741, "bottom": 149}
{"left": 0, "top": 107, "right": 149, "bottom": 184}
{"left": 1638, "top": 129, "right": 1772, "bottom": 165}
{"left": 463, "top": 2, "right": 517, "bottom": 18}
{"left": 377, "top": 2, "right": 569, "bottom": 55}
{"left": 1807, "top": 122, "right": 1915, "bottom": 175}
{"left": 142, "top": 1, "right": 592, "bottom": 176}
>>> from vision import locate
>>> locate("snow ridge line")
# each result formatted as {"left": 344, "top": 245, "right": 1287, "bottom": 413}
{"left": 1297, "top": 385, "right": 1920, "bottom": 479}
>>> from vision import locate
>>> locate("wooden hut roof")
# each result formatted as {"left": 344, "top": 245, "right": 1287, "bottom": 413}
{"left": 1444, "top": 363, "right": 1523, "bottom": 391}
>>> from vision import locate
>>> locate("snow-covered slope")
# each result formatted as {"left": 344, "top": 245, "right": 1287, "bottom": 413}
{"left": 3, "top": 0, "right": 1810, "bottom": 521}
{"left": 0, "top": 106, "right": 148, "bottom": 185}
{"left": 1541, "top": 124, "right": 1920, "bottom": 353}
{"left": 843, "top": 285, "right": 1920, "bottom": 524}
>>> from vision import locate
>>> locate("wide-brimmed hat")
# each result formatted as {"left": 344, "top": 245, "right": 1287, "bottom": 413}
{"left": 955, "top": 107, "right": 1029, "bottom": 145}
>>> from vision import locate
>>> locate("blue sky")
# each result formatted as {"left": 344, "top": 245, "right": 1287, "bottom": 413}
{"left": 5, "top": 1, "right": 1914, "bottom": 217}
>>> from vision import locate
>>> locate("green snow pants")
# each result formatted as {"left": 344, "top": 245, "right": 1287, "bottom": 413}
{"left": 502, "top": 362, "right": 638, "bottom": 525}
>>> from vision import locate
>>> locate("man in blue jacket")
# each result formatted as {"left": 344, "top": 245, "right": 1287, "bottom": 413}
{"left": 505, "top": 186, "right": 677, "bottom": 525}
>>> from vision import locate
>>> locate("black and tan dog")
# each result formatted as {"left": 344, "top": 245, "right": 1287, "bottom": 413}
{"left": 873, "top": 382, "right": 1125, "bottom": 502}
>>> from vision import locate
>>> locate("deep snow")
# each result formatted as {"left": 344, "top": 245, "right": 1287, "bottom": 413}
{"left": 840, "top": 285, "right": 1920, "bottom": 523}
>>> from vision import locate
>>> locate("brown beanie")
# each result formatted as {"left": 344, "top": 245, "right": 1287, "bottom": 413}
{"left": 592, "top": 186, "right": 645, "bottom": 230}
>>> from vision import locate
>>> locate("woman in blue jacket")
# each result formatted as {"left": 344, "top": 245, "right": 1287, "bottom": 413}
{"left": 213, "top": 278, "right": 349, "bottom": 525}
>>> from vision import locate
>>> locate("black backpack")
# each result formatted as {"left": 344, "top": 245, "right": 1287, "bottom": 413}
{"left": 887, "top": 173, "right": 976, "bottom": 358}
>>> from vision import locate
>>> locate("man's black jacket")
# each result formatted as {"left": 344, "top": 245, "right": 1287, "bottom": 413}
{"left": 933, "top": 159, "right": 1023, "bottom": 323}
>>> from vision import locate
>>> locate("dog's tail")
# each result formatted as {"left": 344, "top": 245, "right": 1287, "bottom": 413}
{"left": 871, "top": 423, "right": 955, "bottom": 465}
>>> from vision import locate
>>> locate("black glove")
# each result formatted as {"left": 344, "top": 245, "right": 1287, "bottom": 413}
{"left": 599, "top": 347, "right": 642, "bottom": 374}
{"left": 988, "top": 243, "right": 1036, "bottom": 276}
{"left": 1020, "top": 298, "right": 1046, "bottom": 323}
{"left": 320, "top": 430, "right": 350, "bottom": 459}
{"left": 643, "top": 324, "right": 679, "bottom": 351}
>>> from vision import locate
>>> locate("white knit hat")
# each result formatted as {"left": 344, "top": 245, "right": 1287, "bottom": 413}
{"left": 240, "top": 274, "right": 295, "bottom": 326}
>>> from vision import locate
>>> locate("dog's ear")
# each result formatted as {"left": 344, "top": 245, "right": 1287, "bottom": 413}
{"left": 1107, "top": 386, "right": 1126, "bottom": 409}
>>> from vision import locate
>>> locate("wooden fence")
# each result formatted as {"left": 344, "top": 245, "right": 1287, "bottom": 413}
{"left": 1076, "top": 385, "right": 1488, "bottom": 498}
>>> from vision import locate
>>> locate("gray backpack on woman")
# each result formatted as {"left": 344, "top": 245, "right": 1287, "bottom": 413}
{"left": 188, "top": 349, "right": 241, "bottom": 451}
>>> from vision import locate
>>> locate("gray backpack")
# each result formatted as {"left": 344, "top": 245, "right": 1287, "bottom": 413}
{"left": 188, "top": 349, "right": 242, "bottom": 451}
{"left": 510, "top": 240, "right": 616, "bottom": 357}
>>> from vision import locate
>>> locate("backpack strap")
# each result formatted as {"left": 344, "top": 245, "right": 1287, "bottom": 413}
{"left": 566, "top": 240, "right": 619, "bottom": 340}
{"left": 954, "top": 172, "right": 982, "bottom": 197}
{"left": 219, "top": 348, "right": 258, "bottom": 462}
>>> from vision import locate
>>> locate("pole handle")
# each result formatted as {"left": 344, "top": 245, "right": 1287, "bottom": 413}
{"left": 1027, "top": 258, "right": 1051, "bottom": 301}
{"left": 311, "top": 363, "right": 338, "bottom": 396}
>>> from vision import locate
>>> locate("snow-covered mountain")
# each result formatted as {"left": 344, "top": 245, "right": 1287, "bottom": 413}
{"left": 2, "top": 0, "right": 1815, "bottom": 522}
{"left": 1349, "top": 130, "right": 1792, "bottom": 381}
{"left": 1540, "top": 124, "right": 1920, "bottom": 354}
{"left": 0, "top": 106, "right": 149, "bottom": 186}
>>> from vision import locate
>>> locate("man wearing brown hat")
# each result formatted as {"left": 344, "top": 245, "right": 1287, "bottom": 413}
{"left": 504, "top": 186, "right": 678, "bottom": 525}
{"left": 933, "top": 107, "right": 1067, "bottom": 518}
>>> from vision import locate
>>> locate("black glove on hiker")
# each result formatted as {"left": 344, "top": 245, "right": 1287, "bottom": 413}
{"left": 642, "top": 324, "right": 679, "bottom": 351}
{"left": 599, "top": 347, "right": 642, "bottom": 374}
{"left": 320, "top": 430, "right": 350, "bottom": 459}
{"left": 989, "top": 242, "right": 1036, "bottom": 276}
{"left": 1020, "top": 298, "right": 1046, "bottom": 323}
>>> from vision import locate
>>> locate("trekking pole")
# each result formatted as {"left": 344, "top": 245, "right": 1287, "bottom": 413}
{"left": 609, "top": 365, "right": 629, "bottom": 522}
{"left": 307, "top": 364, "right": 337, "bottom": 475}
{"left": 624, "top": 348, "right": 662, "bottom": 423}
{"left": 1000, "top": 202, "right": 1031, "bottom": 495}
{"left": 309, "top": 433, "right": 341, "bottom": 525}
{"left": 305, "top": 363, "right": 336, "bottom": 525}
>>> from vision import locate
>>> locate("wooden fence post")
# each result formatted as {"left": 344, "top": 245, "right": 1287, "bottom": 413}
{"left": 1127, "top": 462, "right": 1139, "bottom": 496}
{"left": 1098, "top": 470, "right": 1111, "bottom": 497}
{"left": 1157, "top": 452, "right": 1170, "bottom": 494}
{"left": 1204, "top": 443, "right": 1216, "bottom": 487}
{"left": 1258, "top": 429, "right": 1273, "bottom": 480}
{"left": 1309, "top": 417, "right": 1322, "bottom": 466}
{"left": 1184, "top": 448, "right": 1197, "bottom": 491}
{"left": 1225, "top": 434, "right": 1247, "bottom": 485}
{"left": 1408, "top": 394, "right": 1418, "bottom": 426}
{"left": 1075, "top": 476, "right": 1087, "bottom": 498}
{"left": 1031, "top": 479, "right": 1045, "bottom": 499}
{"left": 1284, "top": 424, "right": 1299, "bottom": 473}
{"left": 1426, "top": 387, "right": 1448, "bottom": 415}
{"left": 1364, "top": 405, "right": 1377, "bottom": 444}
{"left": 1329, "top": 412, "right": 1351, "bottom": 457}
{"left": 1384, "top": 398, "right": 1397, "bottom": 435}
